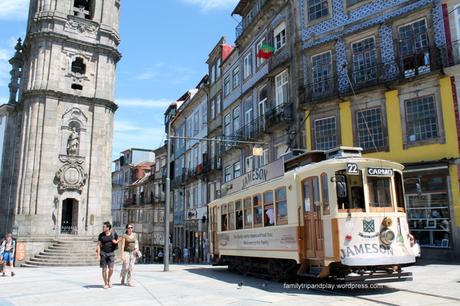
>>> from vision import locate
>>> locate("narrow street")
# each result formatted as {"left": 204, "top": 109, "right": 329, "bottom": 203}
{"left": 0, "top": 261, "right": 459, "bottom": 306}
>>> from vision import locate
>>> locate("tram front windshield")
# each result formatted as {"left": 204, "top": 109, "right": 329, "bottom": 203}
{"left": 335, "top": 170, "right": 365, "bottom": 211}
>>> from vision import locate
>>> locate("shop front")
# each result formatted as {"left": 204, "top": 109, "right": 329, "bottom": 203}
{"left": 404, "top": 162, "right": 460, "bottom": 259}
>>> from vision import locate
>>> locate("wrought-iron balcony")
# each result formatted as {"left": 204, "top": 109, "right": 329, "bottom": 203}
{"left": 301, "top": 46, "right": 448, "bottom": 106}
{"left": 265, "top": 102, "right": 294, "bottom": 130}
{"left": 269, "top": 46, "right": 291, "bottom": 71}
{"left": 202, "top": 157, "right": 222, "bottom": 173}
{"left": 302, "top": 76, "right": 339, "bottom": 106}
{"left": 184, "top": 168, "right": 198, "bottom": 183}
{"left": 124, "top": 198, "right": 136, "bottom": 207}
{"left": 235, "top": 0, "right": 269, "bottom": 40}
{"left": 226, "top": 102, "right": 294, "bottom": 146}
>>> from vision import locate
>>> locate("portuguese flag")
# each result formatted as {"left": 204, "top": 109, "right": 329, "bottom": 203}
{"left": 257, "top": 44, "right": 275, "bottom": 59}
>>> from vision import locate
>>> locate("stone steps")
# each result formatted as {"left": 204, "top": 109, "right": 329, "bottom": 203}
{"left": 22, "top": 238, "right": 108, "bottom": 268}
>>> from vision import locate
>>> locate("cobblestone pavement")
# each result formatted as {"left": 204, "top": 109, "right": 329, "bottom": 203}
{"left": 0, "top": 262, "right": 459, "bottom": 306}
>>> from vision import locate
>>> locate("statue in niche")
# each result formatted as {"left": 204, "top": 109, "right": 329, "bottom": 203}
{"left": 67, "top": 127, "right": 80, "bottom": 156}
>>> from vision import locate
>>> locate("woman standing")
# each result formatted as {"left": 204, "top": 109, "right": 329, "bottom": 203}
{"left": 120, "top": 224, "right": 139, "bottom": 286}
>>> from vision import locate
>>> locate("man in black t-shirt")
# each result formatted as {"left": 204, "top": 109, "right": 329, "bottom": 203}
{"left": 96, "top": 221, "right": 119, "bottom": 289}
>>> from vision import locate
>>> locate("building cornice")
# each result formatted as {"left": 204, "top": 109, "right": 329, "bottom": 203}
{"left": 21, "top": 90, "right": 118, "bottom": 112}
{"left": 25, "top": 31, "right": 122, "bottom": 63}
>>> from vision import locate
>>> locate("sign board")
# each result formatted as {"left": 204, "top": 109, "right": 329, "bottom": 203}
{"left": 367, "top": 168, "right": 394, "bottom": 176}
{"left": 218, "top": 226, "right": 297, "bottom": 251}
{"left": 223, "top": 159, "right": 284, "bottom": 196}
{"left": 346, "top": 163, "right": 359, "bottom": 175}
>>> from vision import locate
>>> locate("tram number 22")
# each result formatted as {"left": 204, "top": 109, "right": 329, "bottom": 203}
{"left": 347, "top": 163, "right": 359, "bottom": 175}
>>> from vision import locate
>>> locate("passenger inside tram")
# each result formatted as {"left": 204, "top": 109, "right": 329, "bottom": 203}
{"left": 336, "top": 170, "right": 365, "bottom": 211}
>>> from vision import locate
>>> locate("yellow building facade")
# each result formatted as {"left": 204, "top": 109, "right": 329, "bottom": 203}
{"left": 305, "top": 74, "right": 460, "bottom": 258}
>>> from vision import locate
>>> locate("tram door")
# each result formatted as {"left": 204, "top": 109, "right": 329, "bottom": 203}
{"left": 302, "top": 177, "right": 324, "bottom": 259}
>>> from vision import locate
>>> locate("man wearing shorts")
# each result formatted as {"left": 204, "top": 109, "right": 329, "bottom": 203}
{"left": 96, "top": 222, "right": 119, "bottom": 289}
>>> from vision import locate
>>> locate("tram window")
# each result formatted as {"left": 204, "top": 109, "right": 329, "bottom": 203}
{"left": 229, "top": 202, "right": 235, "bottom": 231}
{"left": 303, "top": 180, "right": 312, "bottom": 212}
{"left": 221, "top": 203, "right": 228, "bottom": 232}
{"left": 263, "top": 191, "right": 275, "bottom": 226}
{"left": 321, "top": 173, "right": 330, "bottom": 215}
{"left": 394, "top": 172, "right": 405, "bottom": 212}
{"left": 336, "top": 171, "right": 365, "bottom": 211}
{"left": 253, "top": 194, "right": 263, "bottom": 227}
{"left": 244, "top": 198, "right": 253, "bottom": 228}
{"left": 368, "top": 177, "right": 392, "bottom": 209}
{"left": 350, "top": 186, "right": 365, "bottom": 209}
{"left": 312, "top": 177, "right": 320, "bottom": 212}
{"left": 275, "top": 187, "right": 288, "bottom": 225}
{"left": 336, "top": 175, "right": 348, "bottom": 199}
{"left": 212, "top": 207, "right": 218, "bottom": 232}
{"left": 235, "top": 200, "right": 244, "bottom": 229}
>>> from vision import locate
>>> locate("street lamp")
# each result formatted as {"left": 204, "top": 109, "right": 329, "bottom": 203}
{"left": 164, "top": 120, "right": 172, "bottom": 272}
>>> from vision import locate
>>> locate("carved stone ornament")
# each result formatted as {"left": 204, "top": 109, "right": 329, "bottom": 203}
{"left": 65, "top": 16, "right": 99, "bottom": 37}
{"left": 55, "top": 160, "right": 87, "bottom": 193}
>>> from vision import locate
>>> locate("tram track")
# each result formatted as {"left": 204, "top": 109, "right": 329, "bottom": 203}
{"left": 307, "top": 283, "right": 460, "bottom": 305}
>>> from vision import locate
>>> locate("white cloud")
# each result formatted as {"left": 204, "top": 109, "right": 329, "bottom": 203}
{"left": 113, "top": 119, "right": 165, "bottom": 156}
{"left": 136, "top": 71, "right": 157, "bottom": 81}
{"left": 181, "top": 0, "right": 238, "bottom": 11}
{"left": 115, "top": 98, "right": 173, "bottom": 109}
{"left": 0, "top": 0, "right": 29, "bottom": 21}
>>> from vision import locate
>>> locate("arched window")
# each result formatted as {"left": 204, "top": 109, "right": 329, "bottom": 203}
{"left": 73, "top": 0, "right": 94, "bottom": 20}
{"left": 71, "top": 57, "right": 86, "bottom": 75}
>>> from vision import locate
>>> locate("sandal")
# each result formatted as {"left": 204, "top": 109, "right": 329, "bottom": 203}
{"left": 128, "top": 283, "right": 135, "bottom": 287}
{"left": 103, "top": 285, "right": 109, "bottom": 289}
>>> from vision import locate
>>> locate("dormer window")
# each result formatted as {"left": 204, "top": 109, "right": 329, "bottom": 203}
{"left": 71, "top": 57, "right": 86, "bottom": 75}
{"left": 73, "top": 0, "right": 94, "bottom": 20}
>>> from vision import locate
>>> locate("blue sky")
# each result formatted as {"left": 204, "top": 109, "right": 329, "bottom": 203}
{"left": 0, "top": 0, "right": 239, "bottom": 159}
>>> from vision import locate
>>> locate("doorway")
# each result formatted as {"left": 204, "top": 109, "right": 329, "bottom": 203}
{"left": 302, "top": 177, "right": 324, "bottom": 259}
{"left": 61, "top": 199, "right": 78, "bottom": 234}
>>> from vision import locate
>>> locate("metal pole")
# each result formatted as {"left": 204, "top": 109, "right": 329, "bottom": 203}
{"left": 164, "top": 121, "right": 171, "bottom": 272}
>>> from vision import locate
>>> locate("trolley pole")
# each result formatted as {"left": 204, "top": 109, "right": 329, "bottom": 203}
{"left": 164, "top": 121, "right": 171, "bottom": 272}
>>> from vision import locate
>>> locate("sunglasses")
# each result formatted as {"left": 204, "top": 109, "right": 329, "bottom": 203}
{"left": 127, "top": 227, "right": 133, "bottom": 229}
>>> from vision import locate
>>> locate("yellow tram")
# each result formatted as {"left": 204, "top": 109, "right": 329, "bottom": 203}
{"left": 208, "top": 147, "right": 419, "bottom": 282}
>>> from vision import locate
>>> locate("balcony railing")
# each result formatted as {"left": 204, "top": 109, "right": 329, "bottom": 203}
{"left": 124, "top": 199, "right": 136, "bottom": 207}
{"left": 227, "top": 102, "right": 293, "bottom": 145}
{"left": 235, "top": 0, "right": 268, "bottom": 40}
{"left": 202, "top": 157, "right": 222, "bottom": 173}
{"left": 265, "top": 102, "right": 294, "bottom": 130}
{"left": 301, "top": 46, "right": 450, "bottom": 106}
{"left": 269, "top": 46, "right": 291, "bottom": 71}
{"left": 185, "top": 168, "right": 198, "bottom": 183}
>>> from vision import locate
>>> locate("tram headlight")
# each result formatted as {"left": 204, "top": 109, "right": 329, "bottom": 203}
{"left": 380, "top": 228, "right": 395, "bottom": 246}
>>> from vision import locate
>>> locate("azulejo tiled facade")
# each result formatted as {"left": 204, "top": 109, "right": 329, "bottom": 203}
{"left": 299, "top": 0, "right": 447, "bottom": 89}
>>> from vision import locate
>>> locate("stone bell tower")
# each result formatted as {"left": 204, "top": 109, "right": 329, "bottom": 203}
{"left": 0, "top": 0, "right": 121, "bottom": 256}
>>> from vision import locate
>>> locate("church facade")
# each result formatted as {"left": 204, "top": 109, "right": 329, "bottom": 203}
{"left": 0, "top": 0, "right": 121, "bottom": 258}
